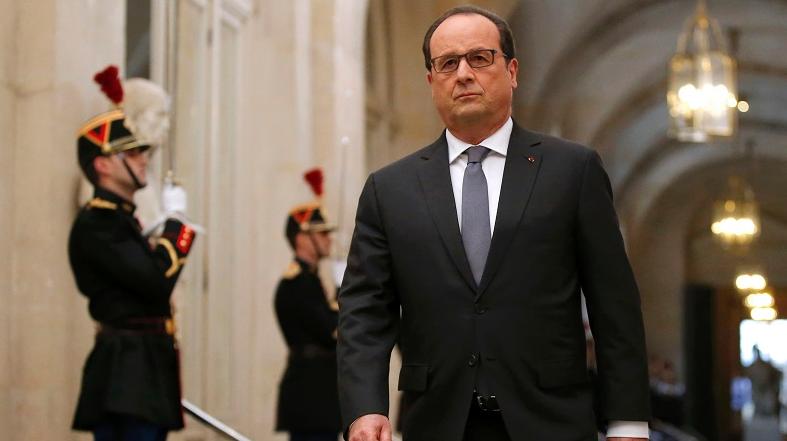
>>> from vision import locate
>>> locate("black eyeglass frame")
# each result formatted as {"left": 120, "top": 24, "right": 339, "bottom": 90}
{"left": 429, "top": 49, "right": 504, "bottom": 73}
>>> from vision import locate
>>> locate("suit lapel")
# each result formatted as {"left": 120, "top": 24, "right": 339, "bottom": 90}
{"left": 477, "top": 124, "right": 543, "bottom": 299}
{"left": 417, "top": 134, "right": 477, "bottom": 292}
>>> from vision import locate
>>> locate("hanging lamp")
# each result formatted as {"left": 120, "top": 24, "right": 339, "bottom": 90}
{"left": 710, "top": 176, "right": 760, "bottom": 246}
{"left": 667, "top": 0, "right": 738, "bottom": 142}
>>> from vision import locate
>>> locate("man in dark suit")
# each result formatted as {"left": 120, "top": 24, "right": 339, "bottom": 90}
{"left": 337, "top": 6, "right": 650, "bottom": 441}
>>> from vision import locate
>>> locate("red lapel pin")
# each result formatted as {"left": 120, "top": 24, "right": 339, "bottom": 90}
{"left": 527, "top": 155, "right": 536, "bottom": 163}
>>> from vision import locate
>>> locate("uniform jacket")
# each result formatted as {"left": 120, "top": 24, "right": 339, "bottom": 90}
{"left": 69, "top": 187, "right": 195, "bottom": 430}
{"left": 337, "top": 124, "right": 650, "bottom": 441}
{"left": 274, "top": 258, "right": 341, "bottom": 432}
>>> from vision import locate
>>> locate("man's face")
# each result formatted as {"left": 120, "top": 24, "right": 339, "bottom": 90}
{"left": 312, "top": 231, "right": 332, "bottom": 258}
{"left": 426, "top": 13, "right": 518, "bottom": 130}
{"left": 97, "top": 147, "right": 150, "bottom": 191}
{"left": 295, "top": 230, "right": 332, "bottom": 260}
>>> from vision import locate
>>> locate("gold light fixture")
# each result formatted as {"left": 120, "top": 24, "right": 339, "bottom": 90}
{"left": 750, "top": 307, "right": 777, "bottom": 321}
{"left": 711, "top": 176, "right": 759, "bottom": 246}
{"left": 668, "top": 0, "right": 737, "bottom": 142}
{"left": 744, "top": 292, "right": 775, "bottom": 309}
{"left": 734, "top": 270, "right": 778, "bottom": 321}
{"left": 735, "top": 273, "right": 767, "bottom": 291}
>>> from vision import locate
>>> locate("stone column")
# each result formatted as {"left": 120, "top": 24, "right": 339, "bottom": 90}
{"left": 1, "top": 1, "right": 124, "bottom": 439}
{"left": 0, "top": 0, "right": 15, "bottom": 432}
{"left": 332, "top": 0, "right": 370, "bottom": 255}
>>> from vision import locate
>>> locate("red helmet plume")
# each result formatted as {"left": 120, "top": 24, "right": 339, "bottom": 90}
{"left": 303, "top": 168, "right": 324, "bottom": 198}
{"left": 93, "top": 65, "right": 124, "bottom": 105}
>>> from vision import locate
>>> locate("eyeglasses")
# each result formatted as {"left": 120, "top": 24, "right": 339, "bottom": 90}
{"left": 430, "top": 49, "right": 499, "bottom": 73}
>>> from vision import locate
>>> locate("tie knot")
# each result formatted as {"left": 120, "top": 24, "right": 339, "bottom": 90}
{"left": 466, "top": 146, "right": 490, "bottom": 164}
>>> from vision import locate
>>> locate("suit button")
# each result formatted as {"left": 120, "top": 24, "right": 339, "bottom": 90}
{"left": 468, "top": 353, "right": 479, "bottom": 367}
{"left": 474, "top": 305, "right": 487, "bottom": 314}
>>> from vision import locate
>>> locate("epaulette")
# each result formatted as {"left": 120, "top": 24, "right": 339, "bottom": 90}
{"left": 85, "top": 197, "right": 135, "bottom": 213}
{"left": 283, "top": 261, "right": 302, "bottom": 280}
{"left": 86, "top": 197, "right": 117, "bottom": 210}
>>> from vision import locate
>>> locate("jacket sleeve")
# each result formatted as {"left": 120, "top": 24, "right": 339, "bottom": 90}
{"left": 337, "top": 174, "right": 400, "bottom": 430}
{"left": 75, "top": 217, "right": 196, "bottom": 302}
{"left": 575, "top": 150, "right": 651, "bottom": 423}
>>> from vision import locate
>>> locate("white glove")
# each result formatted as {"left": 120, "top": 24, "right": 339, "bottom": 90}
{"left": 143, "top": 180, "right": 205, "bottom": 236}
{"left": 161, "top": 182, "right": 187, "bottom": 215}
{"left": 331, "top": 257, "right": 348, "bottom": 288}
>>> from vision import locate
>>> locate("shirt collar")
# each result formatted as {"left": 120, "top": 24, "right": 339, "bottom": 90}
{"left": 446, "top": 117, "right": 512, "bottom": 163}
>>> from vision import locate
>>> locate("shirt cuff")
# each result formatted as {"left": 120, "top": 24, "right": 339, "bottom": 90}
{"left": 606, "top": 420, "right": 649, "bottom": 438}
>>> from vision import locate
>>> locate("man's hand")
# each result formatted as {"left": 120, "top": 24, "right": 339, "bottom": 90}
{"left": 348, "top": 414, "right": 391, "bottom": 441}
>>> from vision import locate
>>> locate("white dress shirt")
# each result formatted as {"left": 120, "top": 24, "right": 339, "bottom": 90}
{"left": 445, "top": 117, "right": 649, "bottom": 439}
{"left": 446, "top": 118, "right": 510, "bottom": 233}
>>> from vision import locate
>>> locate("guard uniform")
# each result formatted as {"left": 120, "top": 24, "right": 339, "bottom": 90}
{"left": 69, "top": 188, "right": 194, "bottom": 430}
{"left": 274, "top": 258, "right": 341, "bottom": 433}
{"left": 274, "top": 170, "right": 342, "bottom": 436}
{"left": 70, "top": 68, "right": 196, "bottom": 432}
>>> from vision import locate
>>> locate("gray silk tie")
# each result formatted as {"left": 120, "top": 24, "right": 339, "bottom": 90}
{"left": 461, "top": 146, "right": 491, "bottom": 285}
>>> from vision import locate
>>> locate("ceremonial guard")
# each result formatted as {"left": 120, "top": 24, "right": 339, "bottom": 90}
{"left": 275, "top": 169, "right": 342, "bottom": 441}
{"left": 69, "top": 66, "right": 195, "bottom": 440}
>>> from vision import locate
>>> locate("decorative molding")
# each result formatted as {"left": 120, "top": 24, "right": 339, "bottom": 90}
{"left": 221, "top": 10, "right": 242, "bottom": 29}
{"left": 221, "top": 10, "right": 243, "bottom": 31}
{"left": 187, "top": 0, "right": 209, "bottom": 9}
{"left": 222, "top": 0, "right": 253, "bottom": 22}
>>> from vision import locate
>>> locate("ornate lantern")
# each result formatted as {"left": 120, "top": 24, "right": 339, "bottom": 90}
{"left": 711, "top": 176, "right": 759, "bottom": 246}
{"left": 668, "top": 0, "right": 737, "bottom": 142}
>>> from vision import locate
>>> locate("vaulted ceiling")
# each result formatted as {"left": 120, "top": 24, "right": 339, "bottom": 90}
{"left": 508, "top": 0, "right": 787, "bottom": 287}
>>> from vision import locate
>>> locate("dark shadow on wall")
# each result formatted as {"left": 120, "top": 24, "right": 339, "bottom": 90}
{"left": 126, "top": 0, "right": 151, "bottom": 79}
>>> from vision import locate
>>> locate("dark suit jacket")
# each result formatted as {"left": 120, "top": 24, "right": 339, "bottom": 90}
{"left": 337, "top": 123, "right": 650, "bottom": 441}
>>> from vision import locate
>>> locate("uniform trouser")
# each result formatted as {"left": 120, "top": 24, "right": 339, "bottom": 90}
{"left": 93, "top": 413, "right": 168, "bottom": 441}
{"left": 462, "top": 405, "right": 511, "bottom": 441}
{"left": 290, "top": 432, "right": 338, "bottom": 441}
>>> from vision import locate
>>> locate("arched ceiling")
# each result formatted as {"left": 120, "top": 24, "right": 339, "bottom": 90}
{"left": 514, "top": 0, "right": 787, "bottom": 136}
{"left": 618, "top": 127, "right": 787, "bottom": 245}
{"left": 507, "top": 0, "right": 787, "bottom": 245}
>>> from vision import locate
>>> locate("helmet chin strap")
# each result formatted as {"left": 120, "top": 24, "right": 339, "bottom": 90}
{"left": 307, "top": 232, "right": 327, "bottom": 260}
{"left": 117, "top": 152, "right": 146, "bottom": 189}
